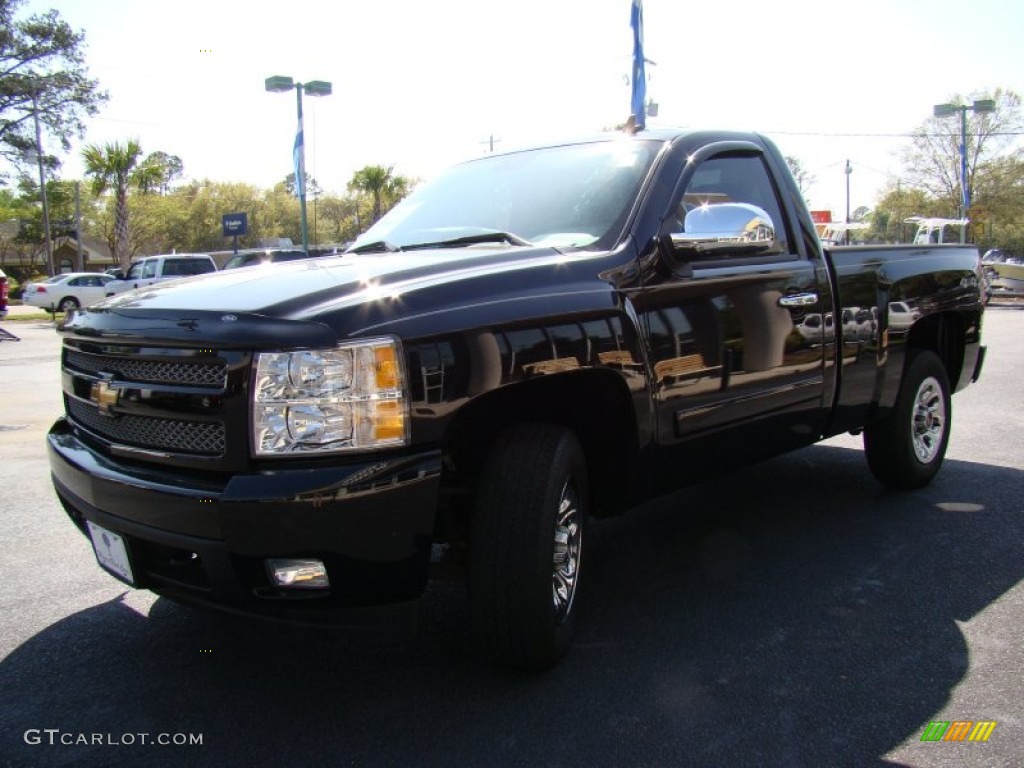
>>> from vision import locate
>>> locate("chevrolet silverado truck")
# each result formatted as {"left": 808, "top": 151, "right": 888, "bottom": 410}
{"left": 48, "top": 129, "right": 986, "bottom": 670}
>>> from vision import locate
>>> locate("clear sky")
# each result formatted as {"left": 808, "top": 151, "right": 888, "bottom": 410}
{"left": 18, "top": 0, "right": 1024, "bottom": 219}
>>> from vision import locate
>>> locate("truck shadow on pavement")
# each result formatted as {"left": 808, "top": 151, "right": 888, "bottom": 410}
{"left": 2, "top": 444, "right": 1021, "bottom": 767}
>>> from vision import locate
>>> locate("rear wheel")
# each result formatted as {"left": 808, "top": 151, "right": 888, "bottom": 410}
{"left": 57, "top": 296, "right": 80, "bottom": 312}
{"left": 864, "top": 350, "right": 951, "bottom": 489}
{"left": 469, "top": 424, "right": 588, "bottom": 671}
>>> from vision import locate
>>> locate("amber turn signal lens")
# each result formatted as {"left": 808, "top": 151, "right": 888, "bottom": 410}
{"left": 374, "top": 346, "right": 400, "bottom": 390}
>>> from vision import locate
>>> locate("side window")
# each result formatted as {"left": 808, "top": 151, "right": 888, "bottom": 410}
{"left": 142, "top": 260, "right": 159, "bottom": 278}
{"left": 674, "top": 153, "right": 790, "bottom": 255}
{"left": 167, "top": 259, "right": 215, "bottom": 276}
{"left": 126, "top": 262, "right": 145, "bottom": 280}
{"left": 163, "top": 259, "right": 184, "bottom": 276}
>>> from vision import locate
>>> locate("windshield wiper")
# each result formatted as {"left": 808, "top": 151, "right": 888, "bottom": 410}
{"left": 402, "top": 231, "right": 534, "bottom": 251}
{"left": 348, "top": 240, "right": 402, "bottom": 254}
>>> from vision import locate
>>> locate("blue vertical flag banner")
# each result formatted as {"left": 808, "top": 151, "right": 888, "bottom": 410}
{"left": 630, "top": 0, "right": 646, "bottom": 129}
{"left": 293, "top": 118, "right": 305, "bottom": 199}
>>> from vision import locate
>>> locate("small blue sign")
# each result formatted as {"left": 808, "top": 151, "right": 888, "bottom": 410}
{"left": 222, "top": 212, "right": 248, "bottom": 237}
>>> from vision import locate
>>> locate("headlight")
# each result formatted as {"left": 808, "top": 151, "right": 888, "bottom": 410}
{"left": 252, "top": 337, "right": 408, "bottom": 456}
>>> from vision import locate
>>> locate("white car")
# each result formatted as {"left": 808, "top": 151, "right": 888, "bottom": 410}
{"left": 888, "top": 301, "right": 921, "bottom": 332}
{"left": 22, "top": 272, "right": 117, "bottom": 312}
{"left": 796, "top": 312, "right": 834, "bottom": 344}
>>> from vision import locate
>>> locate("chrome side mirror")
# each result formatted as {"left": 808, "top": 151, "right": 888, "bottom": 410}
{"left": 668, "top": 202, "right": 777, "bottom": 259}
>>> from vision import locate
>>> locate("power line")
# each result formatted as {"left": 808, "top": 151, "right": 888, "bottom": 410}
{"left": 766, "top": 130, "right": 1024, "bottom": 138}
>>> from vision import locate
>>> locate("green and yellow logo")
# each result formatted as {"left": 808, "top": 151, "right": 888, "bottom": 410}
{"left": 921, "top": 720, "right": 997, "bottom": 742}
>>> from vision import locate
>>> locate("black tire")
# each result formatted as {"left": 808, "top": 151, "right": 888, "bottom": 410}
{"left": 863, "top": 350, "right": 951, "bottom": 489}
{"left": 57, "top": 297, "right": 79, "bottom": 312}
{"left": 469, "top": 423, "right": 589, "bottom": 671}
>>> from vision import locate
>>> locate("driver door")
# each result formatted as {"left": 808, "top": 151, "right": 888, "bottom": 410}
{"left": 636, "top": 147, "right": 828, "bottom": 471}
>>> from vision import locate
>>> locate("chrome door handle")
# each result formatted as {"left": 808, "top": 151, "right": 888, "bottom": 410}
{"left": 778, "top": 293, "right": 819, "bottom": 308}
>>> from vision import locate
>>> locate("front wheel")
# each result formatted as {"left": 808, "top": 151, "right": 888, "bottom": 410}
{"left": 864, "top": 350, "right": 951, "bottom": 489}
{"left": 469, "top": 424, "right": 589, "bottom": 671}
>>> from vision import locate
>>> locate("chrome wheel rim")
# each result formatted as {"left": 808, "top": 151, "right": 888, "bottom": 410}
{"left": 552, "top": 480, "right": 582, "bottom": 624}
{"left": 911, "top": 375, "right": 946, "bottom": 463}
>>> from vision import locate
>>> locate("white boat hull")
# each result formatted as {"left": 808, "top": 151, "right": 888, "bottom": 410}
{"left": 987, "top": 261, "right": 1024, "bottom": 297}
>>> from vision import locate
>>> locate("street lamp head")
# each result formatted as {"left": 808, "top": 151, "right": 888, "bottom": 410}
{"left": 933, "top": 99, "right": 996, "bottom": 118}
{"left": 265, "top": 76, "right": 295, "bottom": 93}
{"left": 303, "top": 80, "right": 333, "bottom": 97}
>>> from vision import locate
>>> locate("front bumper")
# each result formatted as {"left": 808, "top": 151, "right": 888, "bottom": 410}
{"left": 48, "top": 417, "right": 442, "bottom": 630}
{"left": 972, "top": 344, "right": 987, "bottom": 383}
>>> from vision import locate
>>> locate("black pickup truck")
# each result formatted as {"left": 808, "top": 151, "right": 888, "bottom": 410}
{"left": 48, "top": 129, "right": 985, "bottom": 670}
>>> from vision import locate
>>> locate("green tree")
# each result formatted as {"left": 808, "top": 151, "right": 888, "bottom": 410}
{"left": 15, "top": 174, "right": 77, "bottom": 236}
{"left": 316, "top": 194, "right": 361, "bottom": 243}
{"left": 142, "top": 151, "right": 184, "bottom": 194}
{"left": 901, "top": 89, "right": 1023, "bottom": 217}
{"left": 141, "top": 180, "right": 300, "bottom": 253}
{"left": 283, "top": 172, "right": 321, "bottom": 199}
{"left": 0, "top": 0, "right": 107, "bottom": 181}
{"left": 970, "top": 154, "right": 1024, "bottom": 254}
{"left": 785, "top": 155, "right": 815, "bottom": 201}
{"left": 885, "top": 88, "right": 1024, "bottom": 253}
{"left": 865, "top": 185, "right": 946, "bottom": 243}
{"left": 82, "top": 139, "right": 164, "bottom": 268}
{"left": 347, "top": 165, "right": 411, "bottom": 224}
{"left": 0, "top": 184, "right": 42, "bottom": 270}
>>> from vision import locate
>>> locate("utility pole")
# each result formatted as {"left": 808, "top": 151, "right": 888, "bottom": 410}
{"left": 31, "top": 90, "right": 55, "bottom": 275}
{"left": 75, "top": 181, "right": 83, "bottom": 271}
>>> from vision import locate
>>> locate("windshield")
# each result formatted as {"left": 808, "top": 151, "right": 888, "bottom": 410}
{"left": 351, "top": 139, "right": 661, "bottom": 253}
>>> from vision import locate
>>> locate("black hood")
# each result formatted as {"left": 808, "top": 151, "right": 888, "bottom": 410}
{"left": 62, "top": 246, "right": 626, "bottom": 347}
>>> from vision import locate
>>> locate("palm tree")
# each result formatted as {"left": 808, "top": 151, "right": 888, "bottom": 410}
{"left": 347, "top": 165, "right": 410, "bottom": 224}
{"left": 82, "top": 140, "right": 164, "bottom": 269}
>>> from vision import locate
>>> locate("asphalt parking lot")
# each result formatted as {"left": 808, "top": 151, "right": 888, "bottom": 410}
{"left": 0, "top": 303, "right": 1022, "bottom": 767}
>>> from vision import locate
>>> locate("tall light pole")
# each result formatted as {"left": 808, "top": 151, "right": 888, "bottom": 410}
{"left": 933, "top": 99, "right": 996, "bottom": 242}
{"left": 844, "top": 159, "right": 852, "bottom": 244}
{"left": 265, "top": 76, "right": 332, "bottom": 253}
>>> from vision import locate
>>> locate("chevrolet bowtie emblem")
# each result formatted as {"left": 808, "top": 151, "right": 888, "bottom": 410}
{"left": 90, "top": 380, "right": 121, "bottom": 415}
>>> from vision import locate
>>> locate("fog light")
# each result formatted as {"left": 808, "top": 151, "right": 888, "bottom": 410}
{"left": 266, "top": 558, "right": 329, "bottom": 589}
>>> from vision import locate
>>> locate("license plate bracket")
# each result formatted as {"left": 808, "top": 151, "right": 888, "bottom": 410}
{"left": 86, "top": 521, "right": 135, "bottom": 585}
